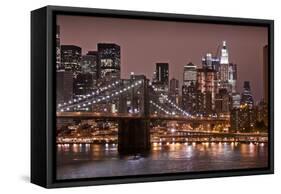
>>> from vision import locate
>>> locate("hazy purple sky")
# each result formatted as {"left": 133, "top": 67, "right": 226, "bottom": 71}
{"left": 57, "top": 15, "right": 268, "bottom": 101}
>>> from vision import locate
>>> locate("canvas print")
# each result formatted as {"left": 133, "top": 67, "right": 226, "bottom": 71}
{"left": 55, "top": 15, "right": 269, "bottom": 180}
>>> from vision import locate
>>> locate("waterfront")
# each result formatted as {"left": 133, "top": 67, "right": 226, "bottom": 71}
{"left": 57, "top": 142, "right": 268, "bottom": 180}
{"left": 55, "top": 19, "right": 269, "bottom": 181}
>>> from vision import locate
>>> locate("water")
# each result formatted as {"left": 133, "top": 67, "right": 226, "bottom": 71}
{"left": 56, "top": 143, "right": 268, "bottom": 180}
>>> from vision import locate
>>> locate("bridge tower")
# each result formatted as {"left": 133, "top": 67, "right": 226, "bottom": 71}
{"left": 118, "top": 76, "right": 151, "bottom": 155}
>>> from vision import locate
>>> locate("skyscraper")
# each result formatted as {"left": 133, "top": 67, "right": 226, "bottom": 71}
{"left": 169, "top": 78, "right": 179, "bottom": 95}
{"left": 56, "top": 71, "right": 73, "bottom": 106}
{"left": 183, "top": 62, "right": 197, "bottom": 87}
{"left": 152, "top": 63, "right": 169, "bottom": 97}
{"left": 230, "top": 104, "right": 255, "bottom": 132}
{"left": 220, "top": 41, "right": 229, "bottom": 64}
{"left": 81, "top": 51, "right": 99, "bottom": 85}
{"left": 197, "top": 68, "right": 216, "bottom": 113}
{"left": 231, "top": 93, "right": 241, "bottom": 109}
{"left": 182, "top": 82, "right": 203, "bottom": 115}
{"left": 61, "top": 45, "right": 82, "bottom": 72}
{"left": 202, "top": 53, "right": 220, "bottom": 71}
{"left": 169, "top": 78, "right": 179, "bottom": 105}
{"left": 215, "top": 88, "right": 231, "bottom": 114}
{"left": 228, "top": 63, "right": 237, "bottom": 93}
{"left": 241, "top": 81, "right": 254, "bottom": 107}
{"left": 219, "top": 41, "right": 230, "bottom": 90}
{"left": 98, "top": 43, "right": 120, "bottom": 82}
{"left": 73, "top": 73, "right": 94, "bottom": 97}
{"left": 155, "top": 63, "right": 169, "bottom": 85}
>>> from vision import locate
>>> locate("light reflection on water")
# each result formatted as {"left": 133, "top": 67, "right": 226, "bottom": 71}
{"left": 57, "top": 143, "right": 268, "bottom": 180}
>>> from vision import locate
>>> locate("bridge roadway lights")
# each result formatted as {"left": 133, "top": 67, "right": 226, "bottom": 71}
{"left": 118, "top": 118, "right": 150, "bottom": 155}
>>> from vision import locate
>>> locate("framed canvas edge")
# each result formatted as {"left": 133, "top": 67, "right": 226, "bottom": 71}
{"left": 32, "top": 5, "right": 274, "bottom": 188}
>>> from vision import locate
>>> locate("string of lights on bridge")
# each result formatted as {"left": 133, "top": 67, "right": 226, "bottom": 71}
{"left": 58, "top": 80, "right": 122, "bottom": 109}
{"left": 150, "top": 100, "right": 173, "bottom": 115}
{"left": 149, "top": 82, "right": 190, "bottom": 117}
{"left": 59, "top": 80, "right": 143, "bottom": 112}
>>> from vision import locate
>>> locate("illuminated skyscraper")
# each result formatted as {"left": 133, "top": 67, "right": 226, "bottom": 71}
{"left": 219, "top": 41, "right": 229, "bottom": 83}
{"left": 183, "top": 62, "right": 197, "bottom": 87}
{"left": 231, "top": 93, "right": 241, "bottom": 109}
{"left": 228, "top": 63, "right": 237, "bottom": 93}
{"left": 61, "top": 45, "right": 82, "bottom": 72}
{"left": 202, "top": 53, "right": 220, "bottom": 71}
{"left": 220, "top": 41, "right": 229, "bottom": 64}
{"left": 98, "top": 43, "right": 120, "bottom": 82}
{"left": 197, "top": 68, "right": 216, "bottom": 113}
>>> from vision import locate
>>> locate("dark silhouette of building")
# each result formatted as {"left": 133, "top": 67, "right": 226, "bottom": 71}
{"left": 169, "top": 78, "right": 180, "bottom": 105}
{"left": 155, "top": 63, "right": 169, "bottom": 86}
{"left": 230, "top": 104, "right": 255, "bottom": 132}
{"left": 254, "top": 100, "right": 268, "bottom": 131}
{"left": 215, "top": 88, "right": 231, "bottom": 114}
{"left": 56, "top": 71, "right": 73, "bottom": 106}
{"left": 73, "top": 73, "right": 95, "bottom": 111}
{"left": 152, "top": 63, "right": 169, "bottom": 105}
{"left": 182, "top": 82, "right": 204, "bottom": 115}
{"left": 241, "top": 81, "right": 254, "bottom": 108}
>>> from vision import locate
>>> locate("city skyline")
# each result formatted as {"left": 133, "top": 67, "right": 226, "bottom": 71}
{"left": 55, "top": 14, "right": 269, "bottom": 180}
{"left": 57, "top": 15, "right": 268, "bottom": 101}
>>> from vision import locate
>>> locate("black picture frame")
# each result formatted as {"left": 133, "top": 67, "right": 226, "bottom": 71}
{"left": 31, "top": 5, "right": 274, "bottom": 188}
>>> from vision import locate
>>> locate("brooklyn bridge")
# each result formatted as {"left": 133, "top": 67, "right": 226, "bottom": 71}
{"left": 57, "top": 77, "right": 267, "bottom": 154}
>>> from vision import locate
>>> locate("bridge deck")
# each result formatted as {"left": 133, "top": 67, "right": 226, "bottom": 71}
{"left": 57, "top": 112, "right": 229, "bottom": 122}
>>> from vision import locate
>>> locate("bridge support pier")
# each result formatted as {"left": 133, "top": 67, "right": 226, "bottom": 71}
{"left": 118, "top": 118, "right": 150, "bottom": 155}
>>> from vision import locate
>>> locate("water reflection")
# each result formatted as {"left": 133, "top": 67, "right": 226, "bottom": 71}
{"left": 57, "top": 143, "right": 268, "bottom": 180}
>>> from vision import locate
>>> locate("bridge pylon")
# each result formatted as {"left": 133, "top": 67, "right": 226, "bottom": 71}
{"left": 118, "top": 77, "right": 150, "bottom": 155}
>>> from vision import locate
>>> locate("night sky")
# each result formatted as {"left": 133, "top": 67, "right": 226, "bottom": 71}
{"left": 57, "top": 15, "right": 268, "bottom": 102}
